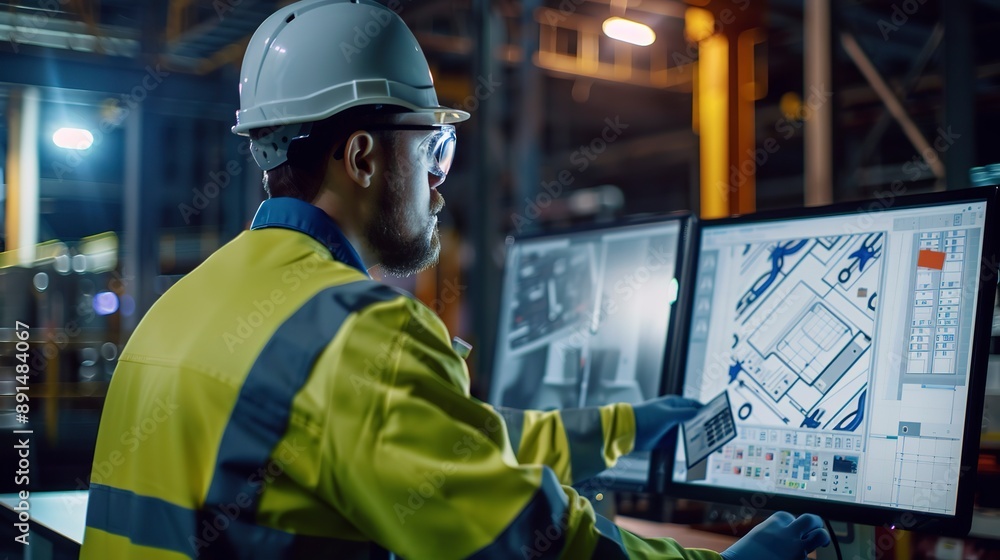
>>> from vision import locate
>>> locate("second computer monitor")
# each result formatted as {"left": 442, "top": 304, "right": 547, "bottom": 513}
{"left": 490, "top": 215, "right": 689, "bottom": 490}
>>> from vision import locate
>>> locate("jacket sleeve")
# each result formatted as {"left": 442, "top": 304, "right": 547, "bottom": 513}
{"left": 317, "top": 297, "right": 722, "bottom": 560}
{"left": 490, "top": 404, "right": 636, "bottom": 485}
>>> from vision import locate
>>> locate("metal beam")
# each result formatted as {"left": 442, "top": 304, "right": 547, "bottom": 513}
{"left": 121, "top": 0, "right": 168, "bottom": 335}
{"left": 192, "top": 34, "right": 252, "bottom": 75}
{"left": 944, "top": 0, "right": 975, "bottom": 191}
{"left": 0, "top": 51, "right": 235, "bottom": 108}
{"left": 121, "top": 96, "right": 143, "bottom": 335}
{"left": 513, "top": 0, "right": 542, "bottom": 234}
{"left": 583, "top": 0, "right": 686, "bottom": 18}
{"left": 67, "top": 0, "right": 104, "bottom": 54}
{"left": 5, "top": 87, "right": 41, "bottom": 266}
{"left": 165, "top": 0, "right": 269, "bottom": 56}
{"left": 534, "top": 7, "right": 694, "bottom": 90}
{"left": 470, "top": 0, "right": 501, "bottom": 395}
{"left": 732, "top": 25, "right": 763, "bottom": 215}
{"left": 835, "top": 60, "right": 1000, "bottom": 107}
{"left": 854, "top": 23, "right": 942, "bottom": 171}
{"left": 804, "top": 0, "right": 833, "bottom": 206}
{"left": 0, "top": 11, "right": 139, "bottom": 57}
{"left": 841, "top": 32, "right": 945, "bottom": 181}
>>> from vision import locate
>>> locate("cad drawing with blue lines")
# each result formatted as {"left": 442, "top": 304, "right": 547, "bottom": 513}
{"left": 714, "top": 232, "right": 883, "bottom": 434}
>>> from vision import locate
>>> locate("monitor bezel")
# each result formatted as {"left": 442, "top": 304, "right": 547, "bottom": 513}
{"left": 660, "top": 186, "right": 1000, "bottom": 537}
{"left": 488, "top": 211, "right": 695, "bottom": 492}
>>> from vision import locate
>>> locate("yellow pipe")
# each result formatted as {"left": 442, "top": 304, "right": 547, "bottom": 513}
{"left": 697, "top": 33, "right": 729, "bottom": 219}
{"left": 5, "top": 89, "right": 21, "bottom": 255}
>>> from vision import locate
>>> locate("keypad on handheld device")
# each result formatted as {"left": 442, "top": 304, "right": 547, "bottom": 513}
{"left": 683, "top": 391, "right": 737, "bottom": 469}
{"left": 704, "top": 407, "right": 735, "bottom": 448}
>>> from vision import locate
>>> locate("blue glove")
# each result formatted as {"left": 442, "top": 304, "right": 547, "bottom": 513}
{"left": 631, "top": 395, "right": 703, "bottom": 451}
{"left": 721, "top": 512, "right": 830, "bottom": 560}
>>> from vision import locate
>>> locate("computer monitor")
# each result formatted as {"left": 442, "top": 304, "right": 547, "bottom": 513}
{"left": 489, "top": 214, "right": 691, "bottom": 491}
{"left": 666, "top": 187, "right": 1000, "bottom": 535}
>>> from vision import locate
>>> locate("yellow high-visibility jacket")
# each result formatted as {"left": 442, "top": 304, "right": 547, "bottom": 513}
{"left": 80, "top": 197, "right": 721, "bottom": 559}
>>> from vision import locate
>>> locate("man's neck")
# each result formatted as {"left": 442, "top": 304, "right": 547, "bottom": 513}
{"left": 310, "top": 192, "right": 376, "bottom": 271}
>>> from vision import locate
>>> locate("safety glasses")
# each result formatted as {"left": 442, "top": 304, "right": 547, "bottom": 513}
{"left": 334, "top": 124, "right": 457, "bottom": 178}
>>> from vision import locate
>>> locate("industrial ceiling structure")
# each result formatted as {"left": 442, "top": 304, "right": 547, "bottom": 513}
{"left": 1, "top": 0, "right": 998, "bottom": 213}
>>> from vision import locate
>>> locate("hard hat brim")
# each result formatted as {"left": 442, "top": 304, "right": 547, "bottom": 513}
{"left": 233, "top": 93, "right": 470, "bottom": 136}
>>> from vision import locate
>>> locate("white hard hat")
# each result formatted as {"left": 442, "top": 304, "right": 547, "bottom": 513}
{"left": 234, "top": 0, "right": 470, "bottom": 170}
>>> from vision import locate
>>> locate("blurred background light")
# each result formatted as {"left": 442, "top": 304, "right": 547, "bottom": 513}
{"left": 80, "top": 347, "right": 99, "bottom": 367}
{"left": 33, "top": 272, "right": 49, "bottom": 292}
{"left": 602, "top": 17, "right": 655, "bottom": 47}
{"left": 101, "top": 342, "right": 119, "bottom": 361}
{"left": 72, "top": 253, "right": 88, "bottom": 273}
{"left": 93, "top": 291, "right": 120, "bottom": 315}
{"left": 54, "top": 252, "right": 72, "bottom": 275}
{"left": 79, "top": 232, "right": 120, "bottom": 273}
{"left": 120, "top": 295, "right": 137, "bottom": 317}
{"left": 683, "top": 7, "right": 715, "bottom": 43}
{"left": 52, "top": 127, "right": 94, "bottom": 150}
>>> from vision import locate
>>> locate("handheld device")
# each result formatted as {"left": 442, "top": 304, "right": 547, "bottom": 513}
{"left": 682, "top": 391, "right": 738, "bottom": 469}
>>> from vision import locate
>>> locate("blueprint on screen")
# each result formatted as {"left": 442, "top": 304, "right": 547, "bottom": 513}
{"left": 722, "top": 232, "right": 884, "bottom": 432}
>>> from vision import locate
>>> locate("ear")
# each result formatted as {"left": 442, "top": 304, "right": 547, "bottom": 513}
{"left": 342, "top": 131, "right": 378, "bottom": 188}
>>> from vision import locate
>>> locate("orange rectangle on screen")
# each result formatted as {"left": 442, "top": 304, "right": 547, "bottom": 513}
{"left": 917, "top": 250, "right": 946, "bottom": 270}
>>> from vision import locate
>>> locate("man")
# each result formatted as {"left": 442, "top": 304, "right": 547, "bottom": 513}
{"left": 81, "top": 1, "right": 830, "bottom": 558}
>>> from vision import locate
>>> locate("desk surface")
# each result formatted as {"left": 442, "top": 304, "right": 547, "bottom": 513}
{"left": 0, "top": 491, "right": 89, "bottom": 545}
{"left": 616, "top": 516, "right": 738, "bottom": 551}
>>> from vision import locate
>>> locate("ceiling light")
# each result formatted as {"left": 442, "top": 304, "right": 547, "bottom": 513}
{"left": 93, "top": 291, "right": 120, "bottom": 315}
{"left": 602, "top": 17, "right": 656, "bottom": 47}
{"left": 52, "top": 127, "right": 94, "bottom": 150}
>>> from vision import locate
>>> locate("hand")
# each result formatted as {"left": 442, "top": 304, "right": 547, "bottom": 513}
{"left": 721, "top": 512, "right": 830, "bottom": 560}
{"left": 631, "top": 395, "right": 702, "bottom": 451}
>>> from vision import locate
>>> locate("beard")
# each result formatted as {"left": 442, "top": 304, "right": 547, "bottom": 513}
{"left": 365, "top": 169, "right": 445, "bottom": 278}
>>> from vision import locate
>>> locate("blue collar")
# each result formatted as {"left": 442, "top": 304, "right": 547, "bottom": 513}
{"left": 250, "top": 198, "right": 369, "bottom": 275}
